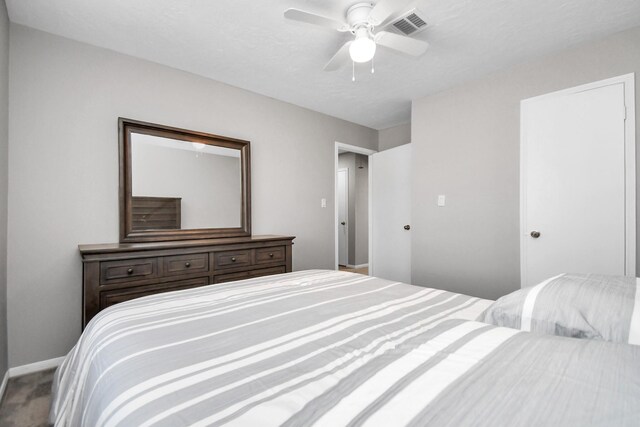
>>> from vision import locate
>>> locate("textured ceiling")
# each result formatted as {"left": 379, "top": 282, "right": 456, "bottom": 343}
{"left": 6, "top": 0, "right": 640, "bottom": 129}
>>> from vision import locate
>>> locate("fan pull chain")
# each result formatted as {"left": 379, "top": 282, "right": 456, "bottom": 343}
{"left": 371, "top": 57, "right": 375, "bottom": 74}
{"left": 352, "top": 61, "right": 356, "bottom": 82}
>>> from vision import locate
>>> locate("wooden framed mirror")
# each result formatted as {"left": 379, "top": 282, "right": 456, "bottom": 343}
{"left": 119, "top": 118, "right": 251, "bottom": 242}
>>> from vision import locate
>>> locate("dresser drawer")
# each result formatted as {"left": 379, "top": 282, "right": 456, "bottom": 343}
{"left": 213, "top": 266, "right": 286, "bottom": 284}
{"left": 214, "top": 250, "right": 252, "bottom": 269}
{"left": 100, "top": 257, "right": 158, "bottom": 284}
{"left": 162, "top": 253, "right": 209, "bottom": 276}
{"left": 100, "top": 277, "right": 209, "bottom": 308}
{"left": 255, "top": 246, "right": 285, "bottom": 265}
{"left": 82, "top": 235, "right": 295, "bottom": 328}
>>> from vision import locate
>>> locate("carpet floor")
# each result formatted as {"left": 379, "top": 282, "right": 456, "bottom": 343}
{"left": 0, "top": 369, "right": 54, "bottom": 427}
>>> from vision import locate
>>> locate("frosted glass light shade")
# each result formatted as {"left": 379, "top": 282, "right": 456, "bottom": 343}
{"left": 349, "top": 34, "right": 376, "bottom": 63}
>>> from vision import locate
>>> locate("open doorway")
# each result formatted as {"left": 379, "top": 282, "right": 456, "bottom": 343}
{"left": 335, "top": 142, "right": 376, "bottom": 275}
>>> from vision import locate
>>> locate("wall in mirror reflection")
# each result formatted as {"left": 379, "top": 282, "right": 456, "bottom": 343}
{"left": 131, "top": 133, "right": 242, "bottom": 229}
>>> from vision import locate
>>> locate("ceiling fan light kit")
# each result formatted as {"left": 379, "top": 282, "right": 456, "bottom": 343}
{"left": 284, "top": 0, "right": 429, "bottom": 78}
{"left": 350, "top": 28, "right": 376, "bottom": 63}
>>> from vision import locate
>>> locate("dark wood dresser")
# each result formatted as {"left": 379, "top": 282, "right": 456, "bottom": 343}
{"left": 79, "top": 235, "right": 294, "bottom": 327}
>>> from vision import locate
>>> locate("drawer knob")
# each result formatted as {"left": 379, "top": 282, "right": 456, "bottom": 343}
{"left": 231, "top": 257, "right": 236, "bottom": 262}
{"left": 127, "top": 268, "right": 134, "bottom": 275}
{"left": 185, "top": 262, "right": 191, "bottom": 268}
{"left": 269, "top": 253, "right": 274, "bottom": 258}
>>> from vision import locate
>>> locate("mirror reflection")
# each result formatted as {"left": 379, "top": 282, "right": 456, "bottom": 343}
{"left": 131, "top": 133, "right": 242, "bottom": 230}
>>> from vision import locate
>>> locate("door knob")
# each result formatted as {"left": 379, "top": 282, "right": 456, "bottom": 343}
{"left": 404, "top": 225, "right": 411, "bottom": 230}
{"left": 530, "top": 231, "right": 541, "bottom": 238}
{"left": 341, "top": 221, "right": 346, "bottom": 225}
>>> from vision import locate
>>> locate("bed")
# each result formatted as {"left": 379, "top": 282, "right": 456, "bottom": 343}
{"left": 51, "top": 270, "right": 640, "bottom": 426}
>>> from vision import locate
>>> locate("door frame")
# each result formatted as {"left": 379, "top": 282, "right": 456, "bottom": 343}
{"left": 520, "top": 73, "right": 636, "bottom": 287}
{"left": 335, "top": 142, "right": 377, "bottom": 271}
{"left": 337, "top": 168, "right": 349, "bottom": 266}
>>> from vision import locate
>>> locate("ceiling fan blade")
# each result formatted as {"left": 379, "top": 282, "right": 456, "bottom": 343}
{"left": 368, "top": 0, "right": 413, "bottom": 26}
{"left": 374, "top": 31, "right": 429, "bottom": 56}
{"left": 324, "top": 41, "right": 353, "bottom": 71}
{"left": 284, "top": 8, "right": 349, "bottom": 31}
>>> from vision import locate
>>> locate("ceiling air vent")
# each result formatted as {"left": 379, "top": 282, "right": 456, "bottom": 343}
{"left": 388, "top": 9, "right": 428, "bottom": 36}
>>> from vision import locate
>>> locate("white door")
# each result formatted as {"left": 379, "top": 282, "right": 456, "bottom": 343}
{"left": 371, "top": 144, "right": 411, "bottom": 283}
{"left": 521, "top": 76, "right": 635, "bottom": 288}
{"left": 337, "top": 168, "right": 349, "bottom": 266}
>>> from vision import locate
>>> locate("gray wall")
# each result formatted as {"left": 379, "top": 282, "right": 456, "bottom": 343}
{"left": 0, "top": 0, "right": 8, "bottom": 379}
{"left": 7, "top": 25, "right": 377, "bottom": 367}
{"left": 354, "top": 155, "right": 368, "bottom": 266}
{"left": 411, "top": 26, "right": 640, "bottom": 300}
{"left": 378, "top": 123, "right": 410, "bottom": 151}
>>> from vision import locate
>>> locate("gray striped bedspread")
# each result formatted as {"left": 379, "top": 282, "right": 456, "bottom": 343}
{"left": 50, "top": 270, "right": 640, "bottom": 426}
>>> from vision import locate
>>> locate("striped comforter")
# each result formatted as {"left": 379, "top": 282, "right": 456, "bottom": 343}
{"left": 51, "top": 270, "right": 640, "bottom": 426}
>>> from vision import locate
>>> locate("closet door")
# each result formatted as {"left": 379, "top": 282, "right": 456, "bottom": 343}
{"left": 520, "top": 75, "right": 635, "bottom": 288}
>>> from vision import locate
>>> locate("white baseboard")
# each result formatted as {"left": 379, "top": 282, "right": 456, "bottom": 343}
{"left": 8, "top": 356, "right": 65, "bottom": 378}
{"left": 346, "top": 263, "right": 369, "bottom": 269}
{"left": 0, "top": 370, "right": 8, "bottom": 403}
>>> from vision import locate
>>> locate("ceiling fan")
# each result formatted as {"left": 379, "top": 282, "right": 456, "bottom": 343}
{"left": 284, "top": 0, "right": 429, "bottom": 72}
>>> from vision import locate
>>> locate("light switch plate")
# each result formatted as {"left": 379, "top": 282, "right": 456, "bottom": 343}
{"left": 321, "top": 198, "right": 327, "bottom": 208}
{"left": 437, "top": 195, "right": 446, "bottom": 207}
